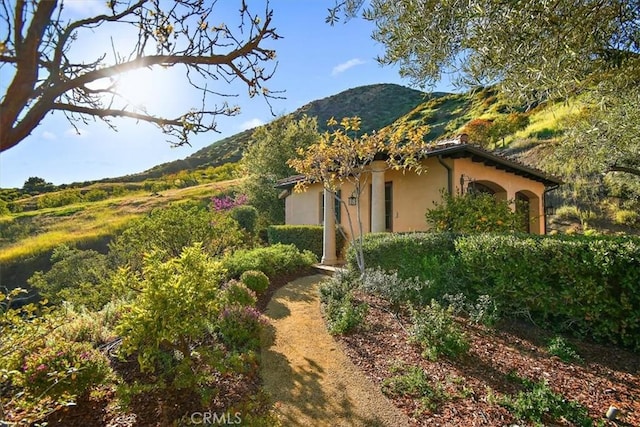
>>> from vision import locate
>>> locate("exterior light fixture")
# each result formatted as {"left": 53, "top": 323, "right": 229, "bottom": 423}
{"left": 348, "top": 192, "right": 357, "bottom": 206}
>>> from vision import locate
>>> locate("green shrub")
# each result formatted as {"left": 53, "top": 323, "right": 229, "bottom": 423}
{"left": 217, "top": 306, "right": 266, "bottom": 351}
{"left": 498, "top": 377, "right": 593, "bottom": 426}
{"left": 409, "top": 301, "right": 469, "bottom": 361}
{"left": 554, "top": 205, "right": 581, "bottom": 221}
{"left": 28, "top": 245, "right": 113, "bottom": 310}
{"left": 426, "top": 191, "right": 526, "bottom": 233}
{"left": 240, "top": 270, "right": 269, "bottom": 294}
{"left": 324, "top": 292, "right": 368, "bottom": 335}
{"left": 360, "top": 268, "right": 431, "bottom": 307}
{"left": 115, "top": 244, "right": 226, "bottom": 379}
{"left": 614, "top": 209, "right": 639, "bottom": 226}
{"left": 455, "top": 234, "right": 640, "bottom": 350}
{"left": 230, "top": 205, "right": 259, "bottom": 234}
{"left": 320, "top": 273, "right": 368, "bottom": 335}
{"left": 547, "top": 336, "right": 582, "bottom": 363}
{"left": 346, "top": 232, "right": 458, "bottom": 284}
{"left": 267, "top": 224, "right": 347, "bottom": 258}
{"left": 220, "top": 280, "right": 257, "bottom": 308}
{"left": 381, "top": 364, "right": 447, "bottom": 413}
{"left": 21, "top": 340, "right": 112, "bottom": 400}
{"left": 222, "top": 243, "right": 317, "bottom": 279}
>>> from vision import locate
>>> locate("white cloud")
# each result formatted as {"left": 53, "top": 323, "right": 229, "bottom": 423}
{"left": 239, "top": 118, "right": 265, "bottom": 131}
{"left": 65, "top": 127, "right": 89, "bottom": 138}
{"left": 331, "top": 58, "right": 366, "bottom": 76}
{"left": 42, "top": 131, "right": 57, "bottom": 141}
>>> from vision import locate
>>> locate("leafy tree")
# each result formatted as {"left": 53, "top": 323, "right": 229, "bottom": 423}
{"left": 289, "top": 117, "right": 428, "bottom": 275}
{"left": 0, "top": 0, "right": 280, "bottom": 151}
{"left": 108, "top": 201, "right": 244, "bottom": 272}
{"left": 28, "top": 245, "right": 112, "bottom": 310}
{"left": 22, "top": 177, "right": 54, "bottom": 195}
{"left": 462, "top": 118, "right": 493, "bottom": 147}
{"left": 330, "top": 0, "right": 640, "bottom": 177}
{"left": 241, "top": 115, "right": 320, "bottom": 225}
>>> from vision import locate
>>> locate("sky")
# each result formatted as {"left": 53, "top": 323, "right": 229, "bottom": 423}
{"left": 0, "top": 0, "right": 455, "bottom": 189}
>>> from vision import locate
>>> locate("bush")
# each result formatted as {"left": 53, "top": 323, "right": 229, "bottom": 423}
{"left": 267, "top": 224, "right": 347, "bottom": 259}
{"left": 240, "top": 270, "right": 269, "bottom": 294}
{"left": 381, "top": 364, "right": 447, "bottom": 413}
{"left": 222, "top": 243, "right": 317, "bottom": 279}
{"left": 217, "top": 306, "right": 267, "bottom": 351}
{"left": 614, "top": 209, "right": 639, "bottom": 226}
{"left": 360, "top": 268, "right": 431, "bottom": 308}
{"left": 497, "top": 377, "right": 592, "bottom": 426}
{"left": 426, "top": 191, "right": 526, "bottom": 233}
{"left": 409, "top": 301, "right": 469, "bottom": 361}
{"left": 346, "top": 232, "right": 460, "bottom": 294}
{"left": 319, "top": 273, "right": 368, "bottom": 335}
{"left": 115, "top": 244, "right": 226, "bottom": 378}
{"left": 455, "top": 234, "right": 640, "bottom": 350}
{"left": 220, "top": 280, "right": 257, "bottom": 308}
{"left": 28, "top": 245, "right": 113, "bottom": 310}
{"left": 351, "top": 232, "right": 640, "bottom": 351}
{"left": 230, "top": 205, "right": 259, "bottom": 235}
{"left": 546, "top": 336, "right": 582, "bottom": 363}
{"left": 21, "top": 340, "right": 112, "bottom": 400}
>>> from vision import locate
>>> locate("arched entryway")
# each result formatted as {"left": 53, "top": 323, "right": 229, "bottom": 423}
{"left": 467, "top": 180, "right": 508, "bottom": 202}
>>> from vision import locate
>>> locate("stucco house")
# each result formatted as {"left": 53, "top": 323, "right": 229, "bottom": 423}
{"left": 276, "top": 135, "right": 561, "bottom": 265}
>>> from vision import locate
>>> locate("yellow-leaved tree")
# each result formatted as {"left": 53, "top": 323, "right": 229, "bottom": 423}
{"left": 288, "top": 116, "right": 429, "bottom": 275}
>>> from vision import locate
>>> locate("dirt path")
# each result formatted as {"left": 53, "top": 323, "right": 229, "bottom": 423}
{"left": 260, "top": 275, "right": 410, "bottom": 427}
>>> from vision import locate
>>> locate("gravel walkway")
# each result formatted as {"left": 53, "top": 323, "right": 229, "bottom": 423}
{"left": 260, "top": 274, "right": 410, "bottom": 427}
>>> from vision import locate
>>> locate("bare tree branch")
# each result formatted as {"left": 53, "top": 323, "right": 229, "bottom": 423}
{"left": 0, "top": 0, "right": 281, "bottom": 152}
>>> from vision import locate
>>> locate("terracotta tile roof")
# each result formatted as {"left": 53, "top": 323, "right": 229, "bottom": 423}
{"left": 275, "top": 140, "right": 562, "bottom": 189}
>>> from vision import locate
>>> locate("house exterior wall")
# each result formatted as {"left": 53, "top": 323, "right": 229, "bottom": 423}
{"left": 283, "top": 155, "right": 547, "bottom": 237}
{"left": 451, "top": 158, "right": 546, "bottom": 234}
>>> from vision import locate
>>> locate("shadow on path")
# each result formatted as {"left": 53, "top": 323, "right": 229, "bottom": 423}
{"left": 261, "top": 275, "right": 409, "bottom": 427}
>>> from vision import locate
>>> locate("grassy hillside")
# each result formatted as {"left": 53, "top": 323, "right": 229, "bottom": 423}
{"left": 112, "top": 84, "right": 429, "bottom": 181}
{"left": 0, "top": 180, "right": 241, "bottom": 289}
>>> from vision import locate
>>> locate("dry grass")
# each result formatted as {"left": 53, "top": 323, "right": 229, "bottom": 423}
{"left": 0, "top": 180, "right": 241, "bottom": 264}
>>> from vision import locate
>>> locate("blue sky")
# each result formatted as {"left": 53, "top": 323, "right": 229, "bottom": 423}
{"left": 0, "top": 1, "right": 454, "bottom": 189}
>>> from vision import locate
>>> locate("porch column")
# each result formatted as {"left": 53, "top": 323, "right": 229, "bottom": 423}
{"left": 371, "top": 160, "right": 386, "bottom": 233}
{"left": 321, "top": 187, "right": 337, "bottom": 265}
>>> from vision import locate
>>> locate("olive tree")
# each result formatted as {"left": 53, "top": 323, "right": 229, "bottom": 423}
{"left": 329, "top": 0, "right": 640, "bottom": 177}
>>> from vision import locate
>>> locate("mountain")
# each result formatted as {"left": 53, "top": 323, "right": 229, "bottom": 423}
{"left": 108, "top": 83, "right": 430, "bottom": 181}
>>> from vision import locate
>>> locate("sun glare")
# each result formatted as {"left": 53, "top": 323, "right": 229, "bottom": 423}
{"left": 116, "top": 68, "right": 165, "bottom": 110}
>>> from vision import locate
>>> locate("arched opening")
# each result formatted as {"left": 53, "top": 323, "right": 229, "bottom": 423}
{"left": 467, "top": 180, "right": 507, "bottom": 201}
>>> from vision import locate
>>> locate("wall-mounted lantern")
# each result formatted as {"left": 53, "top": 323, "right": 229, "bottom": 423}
{"left": 348, "top": 192, "right": 357, "bottom": 206}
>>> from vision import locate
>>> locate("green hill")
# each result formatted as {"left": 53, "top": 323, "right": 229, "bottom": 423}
{"left": 110, "top": 83, "right": 429, "bottom": 181}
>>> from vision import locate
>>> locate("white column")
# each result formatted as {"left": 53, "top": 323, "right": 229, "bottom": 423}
{"left": 371, "top": 160, "right": 386, "bottom": 233}
{"left": 321, "top": 187, "right": 337, "bottom": 265}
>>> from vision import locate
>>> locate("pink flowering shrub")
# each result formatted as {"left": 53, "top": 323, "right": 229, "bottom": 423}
{"left": 21, "top": 340, "right": 111, "bottom": 399}
{"left": 211, "top": 194, "right": 248, "bottom": 211}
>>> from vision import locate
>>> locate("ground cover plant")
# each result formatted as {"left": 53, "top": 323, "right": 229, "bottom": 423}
{"left": 0, "top": 196, "right": 317, "bottom": 425}
{"left": 323, "top": 231, "right": 640, "bottom": 425}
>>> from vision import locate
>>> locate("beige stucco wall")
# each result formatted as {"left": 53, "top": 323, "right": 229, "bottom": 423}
{"left": 452, "top": 157, "right": 546, "bottom": 234}
{"left": 284, "top": 155, "right": 547, "bottom": 236}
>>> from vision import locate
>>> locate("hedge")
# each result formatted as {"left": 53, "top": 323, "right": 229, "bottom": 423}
{"left": 350, "top": 232, "right": 640, "bottom": 351}
{"left": 455, "top": 234, "right": 640, "bottom": 350}
{"left": 222, "top": 243, "right": 317, "bottom": 279}
{"left": 267, "top": 225, "right": 347, "bottom": 259}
